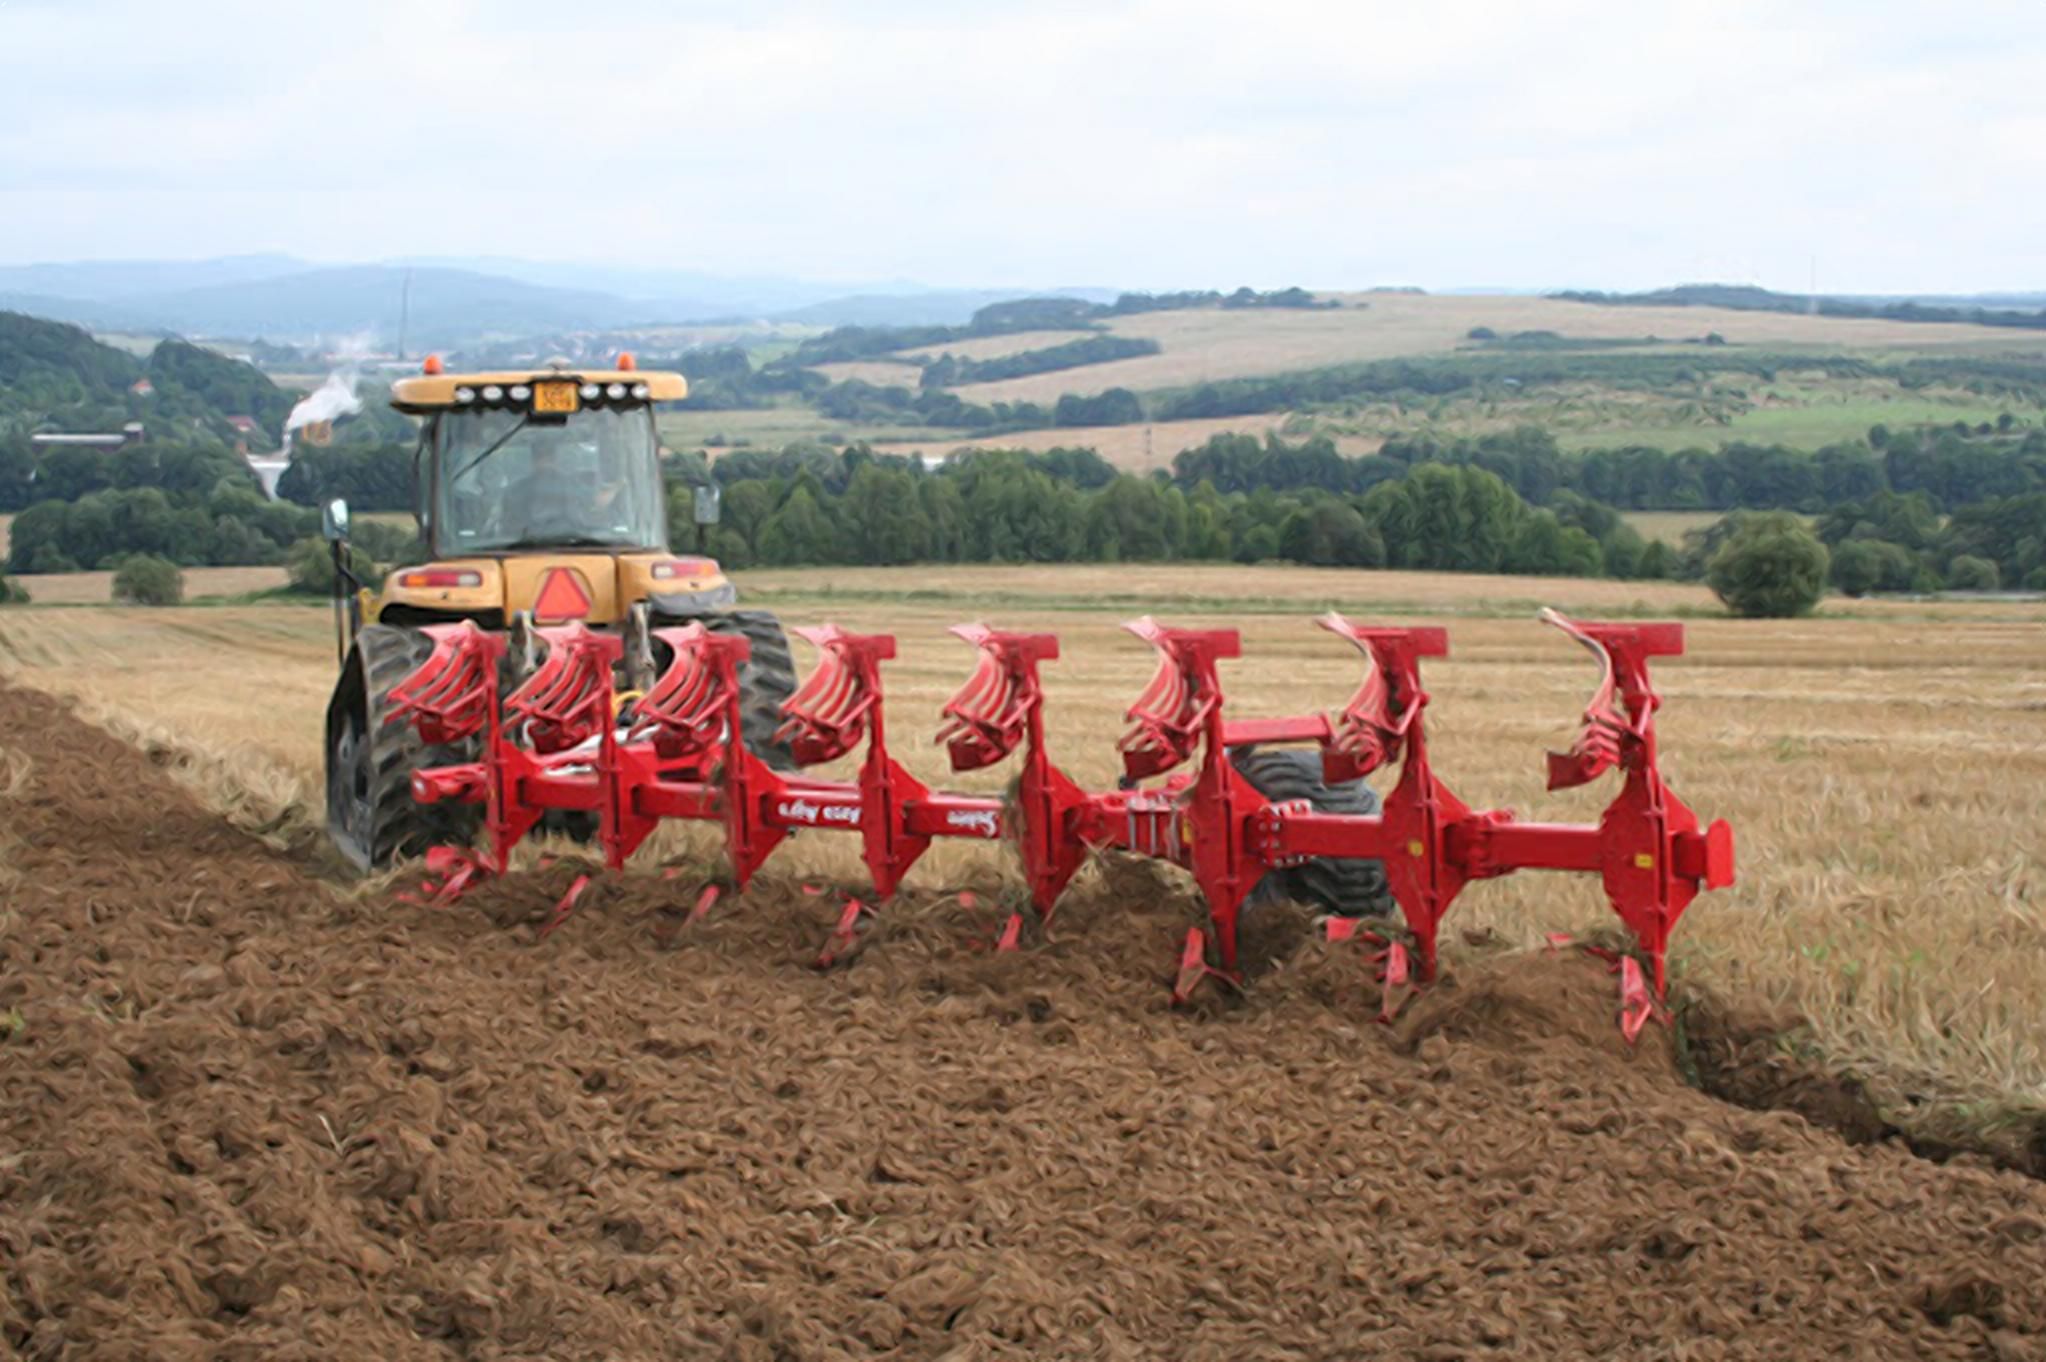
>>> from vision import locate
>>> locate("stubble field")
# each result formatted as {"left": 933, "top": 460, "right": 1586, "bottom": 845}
{"left": 0, "top": 563, "right": 2039, "bottom": 1149}
{"left": 4, "top": 562, "right": 2045, "bottom": 1356}
{"left": 880, "top": 293, "right": 2046, "bottom": 406}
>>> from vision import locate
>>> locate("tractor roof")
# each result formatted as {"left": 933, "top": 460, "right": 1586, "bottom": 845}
{"left": 389, "top": 363, "right": 686, "bottom": 413}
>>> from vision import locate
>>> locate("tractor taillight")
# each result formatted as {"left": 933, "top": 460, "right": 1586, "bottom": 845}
{"left": 398, "top": 569, "right": 483, "bottom": 589}
{"left": 650, "top": 559, "right": 709, "bottom": 581}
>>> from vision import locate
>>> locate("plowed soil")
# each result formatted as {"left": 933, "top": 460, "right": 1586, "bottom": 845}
{"left": 4, "top": 680, "right": 2045, "bottom": 1361}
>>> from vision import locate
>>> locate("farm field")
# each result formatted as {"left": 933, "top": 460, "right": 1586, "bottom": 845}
{"left": 8, "top": 677, "right": 2046, "bottom": 1355}
{"left": 1294, "top": 372, "right": 2029, "bottom": 457}
{"left": 1, "top": 563, "right": 2041, "bottom": 1149}
{"left": 3, "top": 564, "right": 289, "bottom": 605}
{"left": 655, "top": 406, "right": 934, "bottom": 456}
{"left": 869, "top": 413, "right": 1298, "bottom": 472}
{"left": 747, "top": 294, "right": 2046, "bottom": 473}
{"left": 925, "top": 292, "right": 2046, "bottom": 406}
{"left": 1569, "top": 394, "right": 2019, "bottom": 452}
{"left": 3, "top": 563, "right": 2044, "bottom": 1354}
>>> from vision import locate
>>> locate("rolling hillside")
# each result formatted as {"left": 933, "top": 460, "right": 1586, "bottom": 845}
{"left": 828, "top": 292, "right": 2046, "bottom": 404}
{"left": 758, "top": 291, "right": 2046, "bottom": 470}
{"left": 0, "top": 311, "right": 296, "bottom": 442}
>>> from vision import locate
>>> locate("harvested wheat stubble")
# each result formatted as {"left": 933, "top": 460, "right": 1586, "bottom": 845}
{"left": 3, "top": 684, "right": 2046, "bottom": 1361}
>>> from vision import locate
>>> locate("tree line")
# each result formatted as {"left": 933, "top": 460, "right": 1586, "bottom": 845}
{"left": 674, "top": 435, "right": 2046, "bottom": 599}
{"left": 666, "top": 445, "right": 1667, "bottom": 581}
{"left": 919, "top": 335, "right": 1158, "bottom": 389}
{"left": 1172, "top": 424, "right": 2046, "bottom": 515}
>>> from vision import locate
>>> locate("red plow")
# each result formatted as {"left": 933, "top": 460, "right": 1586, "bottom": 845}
{"left": 386, "top": 609, "right": 1734, "bottom": 1035}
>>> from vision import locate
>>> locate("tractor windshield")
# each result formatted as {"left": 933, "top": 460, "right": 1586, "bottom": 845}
{"left": 431, "top": 405, "right": 666, "bottom": 555}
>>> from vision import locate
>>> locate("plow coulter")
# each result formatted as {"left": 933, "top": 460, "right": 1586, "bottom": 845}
{"left": 384, "top": 608, "right": 1734, "bottom": 1034}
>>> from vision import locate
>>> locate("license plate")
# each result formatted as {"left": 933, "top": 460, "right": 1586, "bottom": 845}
{"left": 533, "top": 381, "right": 579, "bottom": 414}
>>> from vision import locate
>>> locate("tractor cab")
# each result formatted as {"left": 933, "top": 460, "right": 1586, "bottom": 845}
{"left": 326, "top": 355, "right": 735, "bottom": 635}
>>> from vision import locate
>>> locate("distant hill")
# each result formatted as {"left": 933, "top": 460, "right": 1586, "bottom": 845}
{"left": 394, "top": 258, "right": 879, "bottom": 320}
{"left": 1555, "top": 283, "right": 2046, "bottom": 329}
{"left": 0, "top": 255, "right": 1125, "bottom": 343}
{"left": 0, "top": 266, "right": 657, "bottom": 348}
{"left": 0, "top": 311, "right": 295, "bottom": 442}
{"left": 772, "top": 288, "right": 1119, "bottom": 328}
{"left": 0, "top": 255, "right": 307, "bottom": 302}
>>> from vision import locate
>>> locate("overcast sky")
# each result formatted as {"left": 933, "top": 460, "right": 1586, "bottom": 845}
{"left": 1, "top": 0, "right": 2041, "bottom": 294}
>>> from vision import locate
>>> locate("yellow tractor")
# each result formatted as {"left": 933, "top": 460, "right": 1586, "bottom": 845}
{"left": 321, "top": 355, "right": 795, "bottom": 871}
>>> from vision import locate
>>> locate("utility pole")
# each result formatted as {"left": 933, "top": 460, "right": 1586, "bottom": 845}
{"left": 398, "top": 268, "right": 414, "bottom": 360}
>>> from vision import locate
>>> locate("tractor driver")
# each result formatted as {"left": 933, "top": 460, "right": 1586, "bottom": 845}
{"left": 509, "top": 425, "right": 625, "bottom": 542}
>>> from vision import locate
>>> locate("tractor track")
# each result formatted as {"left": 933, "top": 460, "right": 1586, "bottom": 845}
{"left": 3, "top": 679, "right": 2046, "bottom": 1360}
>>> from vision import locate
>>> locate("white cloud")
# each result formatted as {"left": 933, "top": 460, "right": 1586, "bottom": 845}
{"left": 0, "top": 0, "right": 2041, "bottom": 291}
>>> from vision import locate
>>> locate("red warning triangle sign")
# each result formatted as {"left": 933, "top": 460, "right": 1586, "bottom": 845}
{"left": 532, "top": 567, "right": 592, "bottom": 622}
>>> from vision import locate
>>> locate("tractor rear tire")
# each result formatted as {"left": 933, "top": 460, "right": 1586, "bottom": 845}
{"left": 326, "top": 624, "right": 481, "bottom": 873}
{"left": 648, "top": 607, "right": 800, "bottom": 771}
{"left": 1230, "top": 746, "right": 1394, "bottom": 919}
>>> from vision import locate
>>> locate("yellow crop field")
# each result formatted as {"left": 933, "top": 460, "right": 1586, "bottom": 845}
{"left": 899, "top": 328, "right": 1094, "bottom": 362}
{"left": 1, "top": 565, "right": 2040, "bottom": 1152}
{"left": 3, "top": 565, "right": 289, "bottom": 605}
{"left": 937, "top": 293, "right": 2046, "bottom": 405}
{"left": 872, "top": 413, "right": 1295, "bottom": 472}
{"left": 806, "top": 359, "right": 926, "bottom": 389}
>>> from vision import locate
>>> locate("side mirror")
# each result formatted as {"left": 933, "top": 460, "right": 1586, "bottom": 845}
{"left": 322, "top": 498, "right": 351, "bottom": 543}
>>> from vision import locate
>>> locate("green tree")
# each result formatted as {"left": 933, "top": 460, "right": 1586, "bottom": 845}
{"left": 1503, "top": 511, "right": 1603, "bottom": 576}
{"left": 1945, "top": 555, "right": 2000, "bottom": 591}
{"left": 1828, "top": 539, "right": 1884, "bottom": 596}
{"left": 918, "top": 477, "right": 965, "bottom": 561}
{"left": 755, "top": 485, "right": 839, "bottom": 565}
{"left": 1182, "top": 481, "right": 1233, "bottom": 560}
{"left": 1706, "top": 514, "right": 1829, "bottom": 618}
{"left": 841, "top": 464, "right": 933, "bottom": 565}
{"left": 1085, "top": 476, "right": 1186, "bottom": 560}
{"left": 1234, "top": 522, "right": 1280, "bottom": 562}
{"left": 0, "top": 435, "right": 33, "bottom": 512}
{"left": 1362, "top": 464, "right": 1526, "bottom": 573}
{"left": 1277, "top": 499, "right": 1385, "bottom": 566}
{"left": 0, "top": 566, "right": 27, "bottom": 604}
{"left": 954, "top": 457, "right": 1087, "bottom": 562}
{"left": 112, "top": 554, "right": 184, "bottom": 606}
{"left": 718, "top": 479, "right": 779, "bottom": 556}
{"left": 1635, "top": 540, "right": 1678, "bottom": 580}
{"left": 702, "top": 525, "right": 755, "bottom": 570}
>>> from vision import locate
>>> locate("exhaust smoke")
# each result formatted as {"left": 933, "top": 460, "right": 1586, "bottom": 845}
{"left": 255, "top": 333, "right": 373, "bottom": 500}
